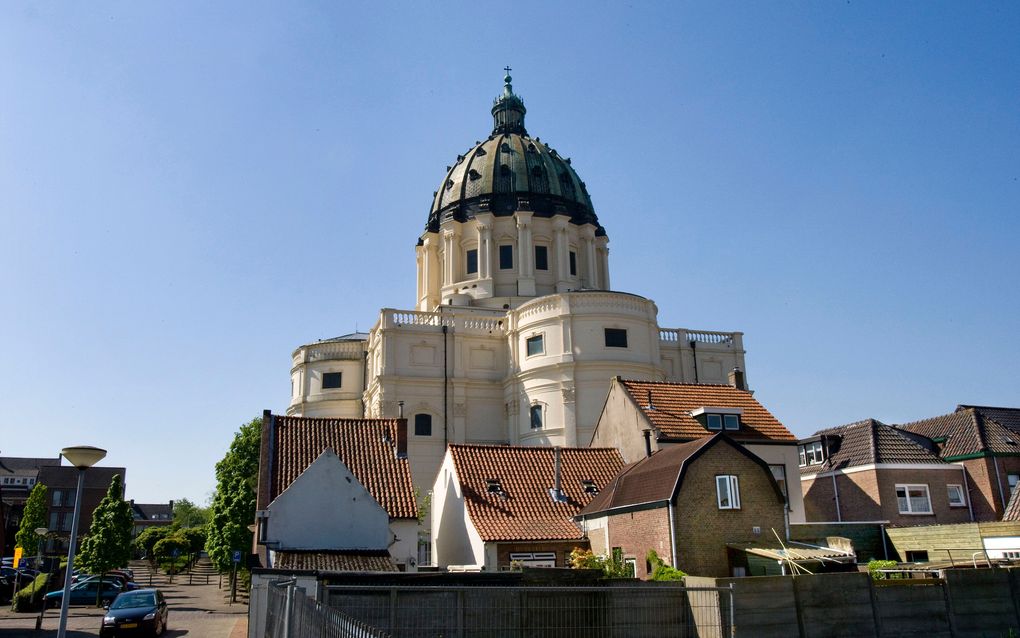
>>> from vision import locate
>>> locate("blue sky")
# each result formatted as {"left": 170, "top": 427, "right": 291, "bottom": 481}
{"left": 1, "top": 2, "right": 1017, "bottom": 503}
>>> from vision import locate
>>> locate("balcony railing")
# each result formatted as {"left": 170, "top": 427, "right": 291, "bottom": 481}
{"left": 659, "top": 328, "right": 741, "bottom": 347}
{"left": 381, "top": 308, "right": 506, "bottom": 335}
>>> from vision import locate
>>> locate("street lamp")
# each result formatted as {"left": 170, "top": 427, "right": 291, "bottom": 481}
{"left": 56, "top": 445, "right": 106, "bottom": 638}
{"left": 34, "top": 527, "right": 47, "bottom": 631}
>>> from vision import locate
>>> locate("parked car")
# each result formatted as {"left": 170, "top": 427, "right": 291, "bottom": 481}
{"left": 45, "top": 579, "right": 123, "bottom": 607}
{"left": 79, "top": 574, "right": 137, "bottom": 591}
{"left": 100, "top": 588, "right": 168, "bottom": 637}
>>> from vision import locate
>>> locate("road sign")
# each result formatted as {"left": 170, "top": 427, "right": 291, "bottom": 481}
{"left": 232, "top": 550, "right": 241, "bottom": 564}
{"left": 12, "top": 547, "right": 23, "bottom": 569}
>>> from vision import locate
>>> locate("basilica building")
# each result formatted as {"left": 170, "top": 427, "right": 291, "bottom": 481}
{"left": 286, "top": 73, "right": 748, "bottom": 489}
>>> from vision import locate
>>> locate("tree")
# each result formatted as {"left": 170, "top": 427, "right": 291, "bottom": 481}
{"left": 134, "top": 526, "right": 173, "bottom": 560}
{"left": 15, "top": 483, "right": 47, "bottom": 557}
{"left": 172, "top": 498, "right": 210, "bottom": 528}
{"left": 178, "top": 526, "right": 207, "bottom": 554}
{"left": 153, "top": 535, "right": 190, "bottom": 573}
{"left": 568, "top": 547, "right": 634, "bottom": 578}
{"left": 77, "top": 474, "right": 134, "bottom": 606}
{"left": 205, "top": 416, "right": 261, "bottom": 572}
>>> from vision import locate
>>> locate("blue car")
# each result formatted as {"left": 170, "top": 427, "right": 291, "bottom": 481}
{"left": 45, "top": 579, "right": 123, "bottom": 607}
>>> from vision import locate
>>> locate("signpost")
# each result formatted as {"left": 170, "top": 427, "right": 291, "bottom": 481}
{"left": 230, "top": 550, "right": 241, "bottom": 604}
{"left": 169, "top": 548, "right": 180, "bottom": 584}
{"left": 10, "top": 548, "right": 24, "bottom": 612}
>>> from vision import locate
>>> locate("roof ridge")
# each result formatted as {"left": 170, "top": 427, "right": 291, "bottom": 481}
{"left": 620, "top": 378, "right": 740, "bottom": 389}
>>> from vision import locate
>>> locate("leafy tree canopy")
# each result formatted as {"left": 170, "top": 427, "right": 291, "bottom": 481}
{"left": 77, "top": 474, "right": 134, "bottom": 603}
{"left": 177, "top": 526, "right": 207, "bottom": 554}
{"left": 134, "top": 525, "right": 173, "bottom": 559}
{"left": 173, "top": 498, "right": 210, "bottom": 528}
{"left": 153, "top": 535, "right": 190, "bottom": 562}
{"left": 205, "top": 416, "right": 261, "bottom": 571}
{"left": 15, "top": 483, "right": 48, "bottom": 555}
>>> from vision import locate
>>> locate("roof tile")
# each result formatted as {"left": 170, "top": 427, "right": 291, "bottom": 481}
{"left": 270, "top": 416, "right": 417, "bottom": 520}
{"left": 449, "top": 445, "right": 624, "bottom": 542}
{"left": 801, "top": 419, "right": 944, "bottom": 474}
{"left": 619, "top": 380, "right": 795, "bottom": 442}
{"left": 273, "top": 550, "right": 396, "bottom": 572}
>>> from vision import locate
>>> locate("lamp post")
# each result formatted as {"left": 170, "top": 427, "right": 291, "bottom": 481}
{"left": 56, "top": 445, "right": 106, "bottom": 638}
{"left": 34, "top": 527, "right": 47, "bottom": 631}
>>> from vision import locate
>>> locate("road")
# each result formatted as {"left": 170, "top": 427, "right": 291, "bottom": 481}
{"left": 0, "top": 571, "right": 247, "bottom": 637}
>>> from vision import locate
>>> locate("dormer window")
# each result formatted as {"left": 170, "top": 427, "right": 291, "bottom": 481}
{"left": 798, "top": 441, "right": 825, "bottom": 466}
{"left": 690, "top": 407, "right": 742, "bottom": 432}
{"left": 486, "top": 478, "right": 507, "bottom": 499}
{"left": 581, "top": 479, "right": 599, "bottom": 495}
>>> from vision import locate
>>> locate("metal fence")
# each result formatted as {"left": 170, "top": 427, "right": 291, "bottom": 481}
{"left": 265, "top": 580, "right": 734, "bottom": 638}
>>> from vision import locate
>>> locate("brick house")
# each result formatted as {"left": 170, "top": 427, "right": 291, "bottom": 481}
{"left": 800, "top": 406, "right": 1020, "bottom": 525}
{"left": 253, "top": 412, "right": 418, "bottom": 571}
{"left": 130, "top": 501, "right": 174, "bottom": 539}
{"left": 575, "top": 433, "right": 787, "bottom": 578}
{"left": 0, "top": 456, "right": 61, "bottom": 555}
{"left": 799, "top": 419, "right": 973, "bottom": 526}
{"left": 589, "top": 377, "right": 804, "bottom": 521}
{"left": 431, "top": 444, "right": 623, "bottom": 570}
{"left": 36, "top": 465, "right": 126, "bottom": 553}
{"left": 899, "top": 407, "right": 1020, "bottom": 520}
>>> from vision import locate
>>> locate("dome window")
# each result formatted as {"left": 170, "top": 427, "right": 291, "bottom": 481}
{"left": 475, "top": 147, "right": 487, "bottom": 156}
{"left": 500, "top": 142, "right": 512, "bottom": 153}
{"left": 468, "top": 169, "right": 482, "bottom": 181}
{"left": 527, "top": 143, "right": 537, "bottom": 153}
{"left": 445, "top": 180, "right": 455, "bottom": 190}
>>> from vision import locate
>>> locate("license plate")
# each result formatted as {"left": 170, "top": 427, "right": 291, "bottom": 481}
{"left": 120, "top": 623, "right": 138, "bottom": 628}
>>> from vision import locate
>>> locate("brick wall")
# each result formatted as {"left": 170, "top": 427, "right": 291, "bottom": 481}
{"left": 494, "top": 540, "right": 586, "bottom": 569}
{"left": 604, "top": 508, "right": 674, "bottom": 578}
{"left": 800, "top": 475, "right": 838, "bottom": 521}
{"left": 963, "top": 456, "right": 1020, "bottom": 520}
{"left": 672, "top": 444, "right": 786, "bottom": 577}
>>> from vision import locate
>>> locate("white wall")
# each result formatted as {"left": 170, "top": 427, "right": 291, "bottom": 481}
{"left": 265, "top": 449, "right": 390, "bottom": 550}
{"left": 431, "top": 453, "right": 486, "bottom": 567}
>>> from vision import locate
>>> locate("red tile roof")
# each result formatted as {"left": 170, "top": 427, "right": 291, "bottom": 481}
{"left": 269, "top": 415, "right": 417, "bottom": 520}
{"left": 618, "top": 379, "right": 796, "bottom": 442}
{"left": 273, "top": 550, "right": 396, "bottom": 572}
{"left": 449, "top": 445, "right": 624, "bottom": 542}
{"left": 1004, "top": 488, "right": 1020, "bottom": 523}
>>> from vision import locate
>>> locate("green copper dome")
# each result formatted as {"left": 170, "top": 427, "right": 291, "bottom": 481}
{"left": 425, "top": 72, "right": 604, "bottom": 236}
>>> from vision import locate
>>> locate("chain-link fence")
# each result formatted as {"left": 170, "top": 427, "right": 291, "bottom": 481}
{"left": 265, "top": 580, "right": 735, "bottom": 638}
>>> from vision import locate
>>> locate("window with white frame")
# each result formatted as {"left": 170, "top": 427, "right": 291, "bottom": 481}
{"left": 896, "top": 484, "right": 932, "bottom": 514}
{"left": 798, "top": 441, "right": 824, "bottom": 466}
{"left": 947, "top": 484, "right": 967, "bottom": 507}
{"left": 769, "top": 464, "right": 788, "bottom": 504}
{"left": 716, "top": 475, "right": 740, "bottom": 510}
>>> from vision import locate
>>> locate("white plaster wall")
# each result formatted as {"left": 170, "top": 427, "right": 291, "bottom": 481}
{"left": 266, "top": 450, "right": 390, "bottom": 550}
{"left": 431, "top": 454, "right": 486, "bottom": 567}
{"left": 590, "top": 379, "right": 656, "bottom": 461}
{"left": 389, "top": 519, "right": 419, "bottom": 568}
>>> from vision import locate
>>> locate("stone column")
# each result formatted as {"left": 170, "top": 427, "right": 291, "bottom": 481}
{"left": 596, "top": 236, "right": 610, "bottom": 291}
{"left": 422, "top": 233, "right": 441, "bottom": 310}
{"left": 477, "top": 216, "right": 492, "bottom": 280}
{"left": 553, "top": 217, "right": 570, "bottom": 292}
{"left": 516, "top": 211, "right": 535, "bottom": 296}
{"left": 442, "top": 227, "right": 461, "bottom": 288}
{"left": 581, "top": 225, "right": 598, "bottom": 289}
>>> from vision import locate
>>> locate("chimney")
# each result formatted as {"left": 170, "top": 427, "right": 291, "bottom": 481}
{"left": 728, "top": 367, "right": 746, "bottom": 391}
{"left": 549, "top": 447, "right": 566, "bottom": 502}
{"left": 642, "top": 429, "right": 653, "bottom": 458}
{"left": 395, "top": 418, "right": 407, "bottom": 459}
{"left": 645, "top": 389, "right": 655, "bottom": 410}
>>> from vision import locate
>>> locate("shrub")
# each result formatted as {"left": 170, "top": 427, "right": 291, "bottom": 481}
{"left": 867, "top": 559, "right": 898, "bottom": 580}
{"left": 569, "top": 547, "right": 633, "bottom": 579}
{"left": 12, "top": 572, "right": 51, "bottom": 612}
{"left": 647, "top": 549, "right": 686, "bottom": 581}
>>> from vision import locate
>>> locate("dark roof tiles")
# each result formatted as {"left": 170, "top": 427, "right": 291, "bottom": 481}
{"left": 449, "top": 445, "right": 624, "bottom": 542}
{"left": 273, "top": 550, "right": 396, "bottom": 572}
{"left": 898, "top": 409, "right": 1020, "bottom": 459}
{"left": 801, "top": 419, "right": 944, "bottom": 474}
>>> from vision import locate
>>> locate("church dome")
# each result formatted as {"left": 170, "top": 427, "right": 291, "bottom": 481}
{"left": 425, "top": 72, "right": 605, "bottom": 236}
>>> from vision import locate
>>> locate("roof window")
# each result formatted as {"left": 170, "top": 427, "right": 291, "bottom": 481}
{"left": 581, "top": 479, "right": 599, "bottom": 495}
{"left": 486, "top": 478, "right": 507, "bottom": 499}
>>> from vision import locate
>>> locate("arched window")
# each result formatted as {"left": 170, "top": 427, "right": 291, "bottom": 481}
{"left": 414, "top": 413, "right": 433, "bottom": 436}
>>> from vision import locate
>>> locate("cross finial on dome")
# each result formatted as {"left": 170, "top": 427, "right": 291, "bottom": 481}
{"left": 492, "top": 65, "right": 526, "bottom": 135}
{"left": 503, "top": 66, "right": 513, "bottom": 96}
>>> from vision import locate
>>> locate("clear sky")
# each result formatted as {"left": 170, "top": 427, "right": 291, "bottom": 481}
{"left": 2, "top": 2, "right": 1017, "bottom": 504}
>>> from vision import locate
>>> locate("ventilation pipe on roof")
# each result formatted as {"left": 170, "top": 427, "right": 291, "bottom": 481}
{"left": 642, "top": 429, "right": 654, "bottom": 458}
{"left": 645, "top": 390, "right": 655, "bottom": 411}
{"left": 549, "top": 447, "right": 567, "bottom": 503}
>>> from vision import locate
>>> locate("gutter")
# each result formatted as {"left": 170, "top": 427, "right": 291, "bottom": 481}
{"left": 668, "top": 500, "right": 679, "bottom": 569}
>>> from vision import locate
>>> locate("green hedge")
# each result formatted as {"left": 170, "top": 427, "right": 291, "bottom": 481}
{"left": 13, "top": 572, "right": 51, "bottom": 612}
